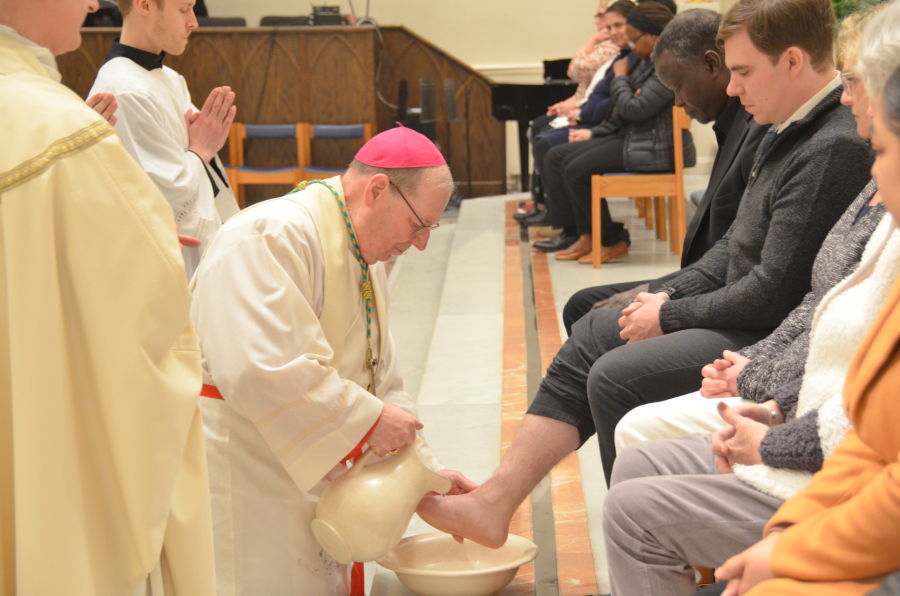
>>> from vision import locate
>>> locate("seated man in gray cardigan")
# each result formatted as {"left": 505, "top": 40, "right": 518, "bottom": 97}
{"left": 415, "top": 0, "right": 873, "bottom": 550}
{"left": 562, "top": 9, "right": 767, "bottom": 336}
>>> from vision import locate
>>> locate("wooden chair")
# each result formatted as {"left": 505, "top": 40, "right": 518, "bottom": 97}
{"left": 297, "top": 123, "right": 373, "bottom": 182}
{"left": 226, "top": 123, "right": 373, "bottom": 208}
{"left": 589, "top": 106, "right": 691, "bottom": 268}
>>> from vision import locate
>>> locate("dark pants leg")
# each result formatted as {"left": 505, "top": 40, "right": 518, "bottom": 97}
{"left": 529, "top": 114, "right": 556, "bottom": 206}
{"left": 528, "top": 307, "right": 771, "bottom": 486}
{"left": 530, "top": 113, "right": 554, "bottom": 138}
{"left": 562, "top": 280, "right": 649, "bottom": 336}
{"left": 543, "top": 136, "right": 627, "bottom": 243}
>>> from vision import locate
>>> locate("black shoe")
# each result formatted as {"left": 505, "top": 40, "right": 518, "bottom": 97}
{"left": 534, "top": 232, "right": 578, "bottom": 252}
{"left": 522, "top": 209, "right": 551, "bottom": 227}
{"left": 513, "top": 205, "right": 541, "bottom": 222}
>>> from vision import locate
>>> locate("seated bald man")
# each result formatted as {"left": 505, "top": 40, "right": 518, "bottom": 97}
{"left": 191, "top": 127, "right": 476, "bottom": 596}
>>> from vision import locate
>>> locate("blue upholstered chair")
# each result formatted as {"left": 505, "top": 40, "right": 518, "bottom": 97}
{"left": 226, "top": 123, "right": 373, "bottom": 207}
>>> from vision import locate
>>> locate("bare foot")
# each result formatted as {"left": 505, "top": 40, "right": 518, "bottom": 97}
{"left": 416, "top": 487, "right": 512, "bottom": 549}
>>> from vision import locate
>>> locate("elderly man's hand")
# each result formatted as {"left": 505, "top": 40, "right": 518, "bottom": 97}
{"left": 368, "top": 403, "right": 424, "bottom": 456}
{"left": 717, "top": 530, "right": 782, "bottom": 596}
{"left": 700, "top": 350, "right": 750, "bottom": 398}
{"left": 710, "top": 402, "right": 771, "bottom": 473}
{"left": 618, "top": 292, "right": 669, "bottom": 343}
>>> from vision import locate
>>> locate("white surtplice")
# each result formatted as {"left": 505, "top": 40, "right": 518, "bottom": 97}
{"left": 91, "top": 48, "right": 239, "bottom": 277}
{"left": 191, "top": 177, "right": 441, "bottom": 596}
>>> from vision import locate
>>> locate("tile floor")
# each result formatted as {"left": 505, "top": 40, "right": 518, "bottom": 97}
{"left": 369, "top": 188, "right": 699, "bottom": 595}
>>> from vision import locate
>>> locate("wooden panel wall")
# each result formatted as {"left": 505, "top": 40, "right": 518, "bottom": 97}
{"left": 378, "top": 27, "right": 506, "bottom": 198}
{"left": 58, "top": 26, "right": 505, "bottom": 202}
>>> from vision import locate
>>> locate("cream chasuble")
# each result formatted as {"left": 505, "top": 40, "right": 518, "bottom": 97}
{"left": 191, "top": 177, "right": 441, "bottom": 596}
{"left": 91, "top": 48, "right": 239, "bottom": 279}
{"left": 0, "top": 28, "right": 214, "bottom": 596}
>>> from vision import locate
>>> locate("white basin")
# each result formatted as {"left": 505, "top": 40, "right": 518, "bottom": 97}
{"left": 376, "top": 532, "right": 538, "bottom": 596}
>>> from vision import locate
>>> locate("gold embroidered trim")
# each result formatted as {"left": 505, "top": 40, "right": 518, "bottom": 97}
{"left": 0, "top": 121, "right": 116, "bottom": 195}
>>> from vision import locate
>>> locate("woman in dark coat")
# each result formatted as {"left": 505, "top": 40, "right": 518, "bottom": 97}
{"left": 536, "top": 1, "right": 695, "bottom": 264}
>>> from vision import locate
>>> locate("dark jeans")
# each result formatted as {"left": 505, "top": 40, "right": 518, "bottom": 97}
{"left": 543, "top": 134, "right": 627, "bottom": 242}
{"left": 532, "top": 125, "right": 591, "bottom": 178}
{"left": 527, "top": 307, "right": 770, "bottom": 485}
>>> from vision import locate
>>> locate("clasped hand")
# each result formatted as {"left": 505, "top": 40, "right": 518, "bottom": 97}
{"left": 618, "top": 292, "right": 668, "bottom": 343}
{"left": 185, "top": 86, "right": 237, "bottom": 163}
{"left": 711, "top": 401, "right": 775, "bottom": 473}
{"left": 701, "top": 350, "right": 750, "bottom": 398}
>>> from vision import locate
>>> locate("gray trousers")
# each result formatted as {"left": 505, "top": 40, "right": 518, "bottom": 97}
{"left": 528, "top": 307, "right": 770, "bottom": 484}
{"left": 602, "top": 435, "right": 784, "bottom": 596}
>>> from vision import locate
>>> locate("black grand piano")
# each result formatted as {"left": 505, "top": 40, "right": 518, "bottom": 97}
{"left": 491, "top": 59, "right": 579, "bottom": 191}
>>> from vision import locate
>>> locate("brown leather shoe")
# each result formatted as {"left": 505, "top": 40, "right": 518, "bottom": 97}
{"left": 577, "top": 251, "right": 594, "bottom": 264}
{"left": 556, "top": 245, "right": 591, "bottom": 261}
{"left": 600, "top": 241, "right": 629, "bottom": 263}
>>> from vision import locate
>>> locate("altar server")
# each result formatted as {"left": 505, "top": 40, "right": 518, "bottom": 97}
{"left": 91, "top": 0, "right": 239, "bottom": 278}
{"left": 192, "top": 127, "right": 476, "bottom": 596}
{"left": 0, "top": 1, "right": 215, "bottom": 595}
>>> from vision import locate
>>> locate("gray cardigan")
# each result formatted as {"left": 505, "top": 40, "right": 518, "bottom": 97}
{"left": 737, "top": 180, "right": 884, "bottom": 402}
{"left": 657, "top": 87, "right": 874, "bottom": 333}
{"left": 734, "top": 181, "right": 886, "bottom": 473}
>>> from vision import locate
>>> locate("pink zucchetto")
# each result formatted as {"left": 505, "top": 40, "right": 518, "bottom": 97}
{"left": 354, "top": 125, "right": 446, "bottom": 169}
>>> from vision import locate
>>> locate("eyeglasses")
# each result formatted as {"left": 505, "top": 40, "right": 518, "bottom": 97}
{"left": 627, "top": 32, "right": 649, "bottom": 49}
{"left": 390, "top": 180, "right": 440, "bottom": 236}
{"left": 841, "top": 71, "right": 859, "bottom": 98}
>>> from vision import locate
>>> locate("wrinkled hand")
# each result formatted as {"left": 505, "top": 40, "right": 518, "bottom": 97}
{"left": 612, "top": 57, "right": 630, "bottom": 77}
{"left": 569, "top": 129, "right": 592, "bottom": 143}
{"left": 618, "top": 292, "right": 669, "bottom": 343}
{"left": 185, "top": 86, "right": 237, "bottom": 163}
{"left": 368, "top": 403, "right": 423, "bottom": 457}
{"left": 86, "top": 92, "right": 118, "bottom": 125}
{"left": 567, "top": 110, "right": 580, "bottom": 126}
{"left": 700, "top": 350, "right": 750, "bottom": 398}
{"left": 547, "top": 101, "right": 564, "bottom": 116}
{"left": 717, "top": 531, "right": 781, "bottom": 596}
{"left": 710, "top": 402, "right": 770, "bottom": 473}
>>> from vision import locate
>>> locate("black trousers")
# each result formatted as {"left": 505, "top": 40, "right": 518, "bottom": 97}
{"left": 528, "top": 114, "right": 556, "bottom": 205}
{"left": 543, "top": 134, "right": 627, "bottom": 242}
{"left": 527, "top": 307, "right": 771, "bottom": 486}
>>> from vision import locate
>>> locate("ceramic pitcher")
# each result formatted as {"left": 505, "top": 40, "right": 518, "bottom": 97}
{"left": 311, "top": 437, "right": 452, "bottom": 564}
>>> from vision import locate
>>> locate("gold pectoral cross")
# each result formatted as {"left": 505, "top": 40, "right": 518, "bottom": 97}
{"left": 364, "top": 346, "right": 378, "bottom": 394}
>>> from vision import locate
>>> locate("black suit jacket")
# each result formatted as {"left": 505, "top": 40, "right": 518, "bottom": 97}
{"left": 649, "top": 99, "right": 766, "bottom": 291}
{"left": 682, "top": 99, "right": 766, "bottom": 267}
